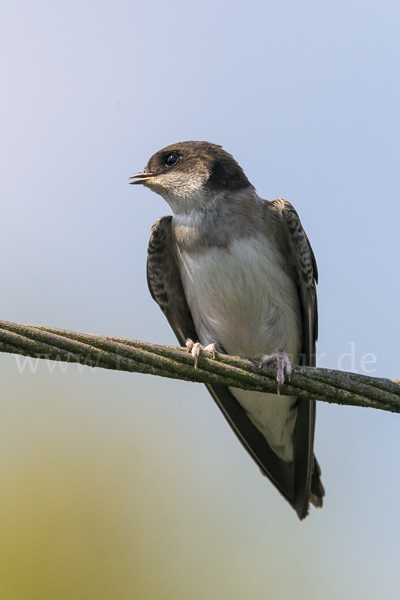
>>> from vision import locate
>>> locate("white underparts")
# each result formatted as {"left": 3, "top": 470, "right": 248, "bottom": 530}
{"left": 177, "top": 231, "right": 302, "bottom": 462}
{"left": 148, "top": 171, "right": 209, "bottom": 215}
{"left": 230, "top": 389, "right": 297, "bottom": 462}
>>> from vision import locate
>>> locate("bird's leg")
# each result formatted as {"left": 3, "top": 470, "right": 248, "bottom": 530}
{"left": 259, "top": 352, "right": 292, "bottom": 394}
{"left": 186, "top": 339, "right": 216, "bottom": 369}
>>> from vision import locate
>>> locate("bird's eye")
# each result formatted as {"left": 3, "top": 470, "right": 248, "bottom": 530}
{"left": 163, "top": 153, "right": 179, "bottom": 168}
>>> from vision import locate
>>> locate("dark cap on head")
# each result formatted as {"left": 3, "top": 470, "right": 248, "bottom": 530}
{"left": 145, "top": 141, "right": 254, "bottom": 193}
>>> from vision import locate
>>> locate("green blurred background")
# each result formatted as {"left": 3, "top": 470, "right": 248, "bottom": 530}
{"left": 1, "top": 1, "right": 400, "bottom": 598}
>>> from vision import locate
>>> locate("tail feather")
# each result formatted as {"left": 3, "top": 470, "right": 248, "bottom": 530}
{"left": 310, "top": 456, "right": 324, "bottom": 508}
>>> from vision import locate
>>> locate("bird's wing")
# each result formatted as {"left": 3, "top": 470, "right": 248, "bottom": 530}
{"left": 147, "top": 215, "right": 315, "bottom": 518}
{"left": 266, "top": 198, "right": 324, "bottom": 517}
{"left": 268, "top": 199, "right": 318, "bottom": 366}
{"left": 147, "top": 216, "right": 198, "bottom": 344}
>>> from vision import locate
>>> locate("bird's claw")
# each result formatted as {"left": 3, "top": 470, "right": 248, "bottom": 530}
{"left": 259, "top": 352, "right": 292, "bottom": 394}
{"left": 186, "top": 339, "right": 216, "bottom": 369}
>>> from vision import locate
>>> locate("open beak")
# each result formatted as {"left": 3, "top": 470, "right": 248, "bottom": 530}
{"left": 129, "top": 171, "right": 155, "bottom": 185}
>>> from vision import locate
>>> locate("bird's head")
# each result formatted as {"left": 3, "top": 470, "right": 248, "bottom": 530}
{"left": 130, "top": 141, "right": 254, "bottom": 215}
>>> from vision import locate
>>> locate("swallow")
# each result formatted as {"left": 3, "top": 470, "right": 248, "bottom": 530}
{"left": 130, "top": 141, "right": 324, "bottom": 519}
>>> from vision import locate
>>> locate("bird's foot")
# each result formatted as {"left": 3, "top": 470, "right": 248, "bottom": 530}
{"left": 186, "top": 339, "right": 216, "bottom": 369}
{"left": 259, "top": 352, "right": 292, "bottom": 394}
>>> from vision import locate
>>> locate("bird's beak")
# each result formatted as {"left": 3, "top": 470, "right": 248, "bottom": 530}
{"left": 129, "top": 171, "right": 155, "bottom": 185}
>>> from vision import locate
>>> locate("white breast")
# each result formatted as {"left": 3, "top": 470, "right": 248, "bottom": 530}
{"left": 176, "top": 233, "right": 302, "bottom": 462}
{"left": 177, "top": 234, "right": 301, "bottom": 358}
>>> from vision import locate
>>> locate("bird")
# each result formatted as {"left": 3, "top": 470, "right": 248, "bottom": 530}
{"left": 130, "top": 141, "right": 324, "bottom": 519}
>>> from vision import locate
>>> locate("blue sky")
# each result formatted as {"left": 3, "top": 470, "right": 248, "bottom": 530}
{"left": 1, "top": 1, "right": 400, "bottom": 597}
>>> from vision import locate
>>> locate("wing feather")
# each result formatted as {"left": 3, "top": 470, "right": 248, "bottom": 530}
{"left": 267, "top": 199, "right": 324, "bottom": 515}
